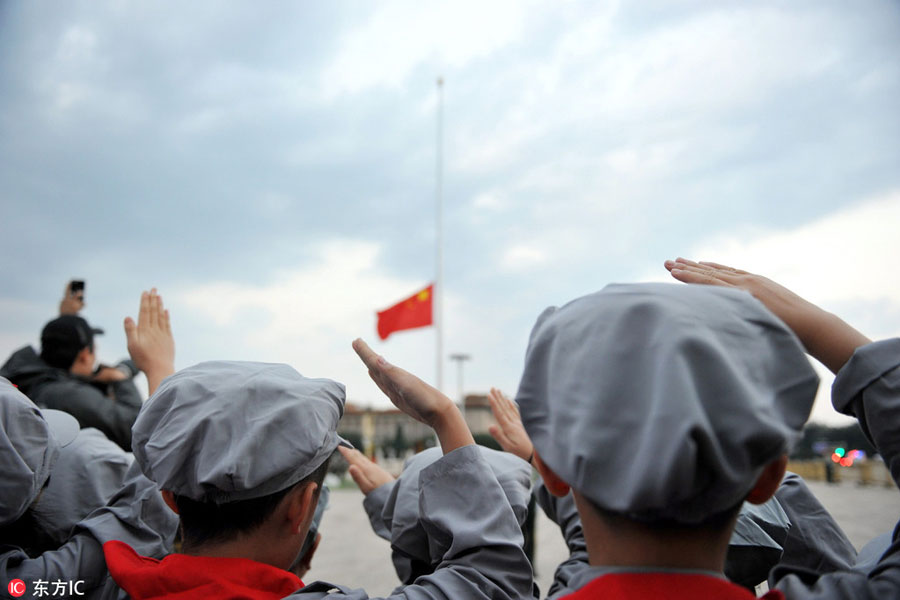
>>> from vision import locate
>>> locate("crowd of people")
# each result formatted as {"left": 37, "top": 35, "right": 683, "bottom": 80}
{"left": 2, "top": 259, "right": 899, "bottom": 599}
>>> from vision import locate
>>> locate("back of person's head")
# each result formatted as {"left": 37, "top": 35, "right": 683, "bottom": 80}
{"left": 172, "top": 457, "right": 332, "bottom": 548}
{"left": 515, "top": 283, "right": 819, "bottom": 527}
{"left": 40, "top": 315, "right": 101, "bottom": 369}
{"left": 131, "top": 361, "right": 348, "bottom": 548}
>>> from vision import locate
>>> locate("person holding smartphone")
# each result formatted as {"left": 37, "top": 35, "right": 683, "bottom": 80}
{"left": 0, "top": 283, "right": 174, "bottom": 451}
{"left": 59, "top": 279, "right": 86, "bottom": 315}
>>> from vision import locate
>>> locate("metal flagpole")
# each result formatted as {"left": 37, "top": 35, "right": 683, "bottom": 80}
{"left": 435, "top": 76, "right": 444, "bottom": 395}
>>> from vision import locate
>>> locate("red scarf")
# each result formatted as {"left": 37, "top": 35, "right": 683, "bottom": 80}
{"left": 104, "top": 540, "right": 304, "bottom": 600}
{"left": 562, "top": 572, "right": 785, "bottom": 599}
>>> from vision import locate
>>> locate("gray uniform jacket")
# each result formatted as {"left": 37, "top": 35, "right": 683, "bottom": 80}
{"left": 291, "top": 445, "right": 534, "bottom": 600}
{"left": 770, "top": 472, "right": 857, "bottom": 576}
{"left": 360, "top": 446, "right": 533, "bottom": 591}
{"left": 1, "top": 461, "right": 178, "bottom": 600}
{"left": 1, "top": 346, "right": 142, "bottom": 451}
{"left": 771, "top": 338, "right": 900, "bottom": 598}
{"left": 33, "top": 428, "right": 133, "bottom": 547}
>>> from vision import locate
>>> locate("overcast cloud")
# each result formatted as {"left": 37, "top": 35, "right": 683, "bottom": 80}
{"left": 1, "top": 1, "right": 899, "bottom": 425}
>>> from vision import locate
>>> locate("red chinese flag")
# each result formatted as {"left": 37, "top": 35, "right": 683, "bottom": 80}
{"left": 376, "top": 284, "right": 434, "bottom": 340}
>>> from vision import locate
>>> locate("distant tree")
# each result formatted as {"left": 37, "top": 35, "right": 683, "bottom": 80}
{"left": 413, "top": 435, "right": 437, "bottom": 453}
{"left": 340, "top": 430, "right": 364, "bottom": 451}
{"left": 390, "top": 423, "right": 410, "bottom": 458}
{"left": 791, "top": 422, "right": 877, "bottom": 460}
{"left": 328, "top": 451, "right": 349, "bottom": 477}
{"left": 792, "top": 424, "right": 827, "bottom": 459}
{"left": 329, "top": 430, "right": 363, "bottom": 477}
{"left": 473, "top": 433, "right": 502, "bottom": 451}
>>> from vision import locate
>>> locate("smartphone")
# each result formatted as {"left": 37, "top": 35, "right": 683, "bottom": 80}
{"left": 70, "top": 280, "right": 85, "bottom": 297}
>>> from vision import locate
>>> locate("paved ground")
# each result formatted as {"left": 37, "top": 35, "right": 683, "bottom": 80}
{"left": 308, "top": 479, "right": 900, "bottom": 597}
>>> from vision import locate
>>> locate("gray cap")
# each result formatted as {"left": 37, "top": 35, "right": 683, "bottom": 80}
{"left": 516, "top": 283, "right": 818, "bottom": 524}
{"left": 0, "top": 377, "right": 59, "bottom": 526}
{"left": 132, "top": 361, "right": 349, "bottom": 503}
{"left": 366, "top": 446, "right": 532, "bottom": 583}
{"left": 42, "top": 408, "right": 80, "bottom": 448}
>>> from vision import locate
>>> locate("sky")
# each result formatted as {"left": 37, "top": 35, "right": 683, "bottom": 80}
{"left": 1, "top": 1, "right": 899, "bottom": 426}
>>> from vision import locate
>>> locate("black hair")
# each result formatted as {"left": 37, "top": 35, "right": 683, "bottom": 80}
{"left": 589, "top": 497, "right": 743, "bottom": 533}
{"left": 174, "top": 453, "right": 332, "bottom": 550}
{"left": 40, "top": 342, "right": 91, "bottom": 370}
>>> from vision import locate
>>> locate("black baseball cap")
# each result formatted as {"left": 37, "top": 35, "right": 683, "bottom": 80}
{"left": 40, "top": 316, "right": 104, "bottom": 369}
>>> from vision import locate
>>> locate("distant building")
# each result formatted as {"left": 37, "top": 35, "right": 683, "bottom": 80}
{"left": 462, "top": 393, "right": 493, "bottom": 436}
{"left": 338, "top": 393, "right": 495, "bottom": 457}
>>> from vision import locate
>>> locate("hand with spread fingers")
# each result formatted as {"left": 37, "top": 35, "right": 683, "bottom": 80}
{"left": 487, "top": 387, "right": 534, "bottom": 464}
{"left": 124, "top": 288, "right": 176, "bottom": 395}
{"left": 664, "top": 257, "right": 870, "bottom": 373}
{"left": 352, "top": 338, "right": 474, "bottom": 453}
{"left": 339, "top": 446, "right": 395, "bottom": 495}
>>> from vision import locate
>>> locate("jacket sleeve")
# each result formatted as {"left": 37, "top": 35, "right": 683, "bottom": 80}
{"left": 772, "top": 339, "right": 900, "bottom": 599}
{"left": 1, "top": 462, "right": 176, "bottom": 600}
{"left": 1, "top": 534, "right": 111, "bottom": 599}
{"left": 771, "top": 472, "right": 857, "bottom": 574}
{"left": 291, "top": 445, "right": 534, "bottom": 600}
{"left": 73, "top": 461, "right": 178, "bottom": 556}
{"left": 38, "top": 378, "right": 142, "bottom": 451}
{"left": 362, "top": 481, "right": 396, "bottom": 542}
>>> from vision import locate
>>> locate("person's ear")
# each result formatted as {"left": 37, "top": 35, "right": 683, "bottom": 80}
{"left": 287, "top": 482, "right": 319, "bottom": 536}
{"left": 533, "top": 452, "right": 570, "bottom": 497}
{"left": 161, "top": 490, "right": 180, "bottom": 515}
{"left": 746, "top": 455, "right": 787, "bottom": 505}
